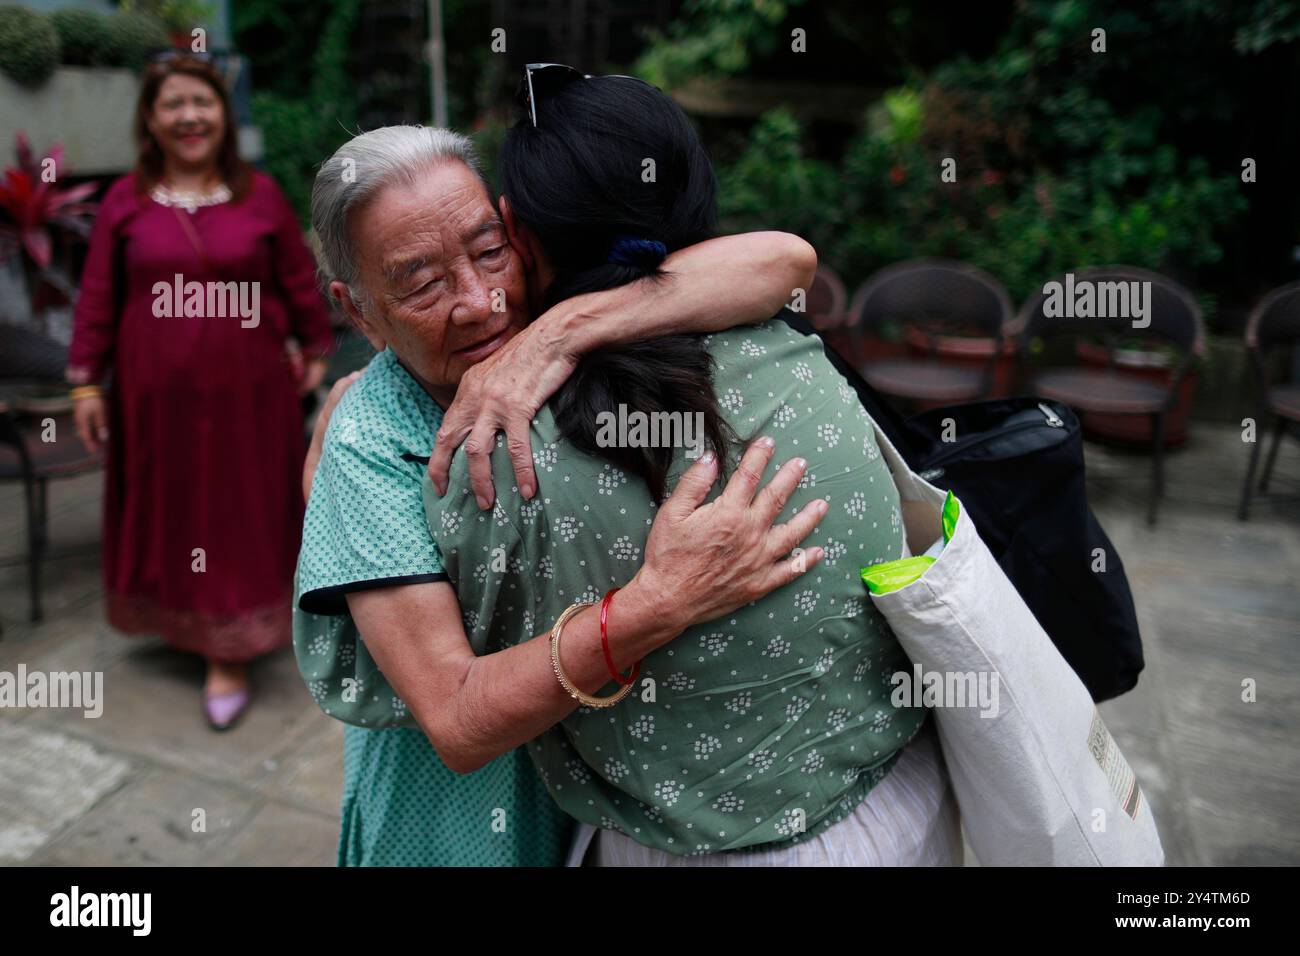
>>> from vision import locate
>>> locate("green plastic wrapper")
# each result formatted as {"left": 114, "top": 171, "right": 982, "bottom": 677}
{"left": 861, "top": 492, "right": 960, "bottom": 595}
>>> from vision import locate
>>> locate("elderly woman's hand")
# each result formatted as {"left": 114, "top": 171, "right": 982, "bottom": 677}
{"left": 427, "top": 232, "right": 820, "bottom": 510}
{"left": 427, "top": 316, "right": 575, "bottom": 508}
{"left": 623, "top": 437, "right": 827, "bottom": 637}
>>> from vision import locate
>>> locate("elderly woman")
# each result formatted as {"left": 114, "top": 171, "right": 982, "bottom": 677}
{"left": 295, "top": 126, "right": 826, "bottom": 866}
{"left": 70, "top": 54, "right": 333, "bottom": 729}
{"left": 416, "top": 71, "right": 962, "bottom": 865}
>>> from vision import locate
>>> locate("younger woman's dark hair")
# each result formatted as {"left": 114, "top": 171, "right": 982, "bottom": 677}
{"left": 499, "top": 75, "right": 737, "bottom": 502}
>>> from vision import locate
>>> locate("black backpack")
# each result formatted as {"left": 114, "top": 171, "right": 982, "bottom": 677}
{"left": 779, "top": 310, "right": 1144, "bottom": 702}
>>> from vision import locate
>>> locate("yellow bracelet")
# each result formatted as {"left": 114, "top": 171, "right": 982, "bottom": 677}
{"left": 69, "top": 385, "right": 104, "bottom": 401}
{"left": 550, "top": 601, "right": 637, "bottom": 709}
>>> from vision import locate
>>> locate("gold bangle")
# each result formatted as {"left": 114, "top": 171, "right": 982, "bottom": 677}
{"left": 69, "top": 385, "right": 103, "bottom": 401}
{"left": 550, "top": 601, "right": 637, "bottom": 709}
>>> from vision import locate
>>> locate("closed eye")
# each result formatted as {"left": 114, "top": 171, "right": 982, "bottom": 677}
{"left": 405, "top": 276, "right": 444, "bottom": 298}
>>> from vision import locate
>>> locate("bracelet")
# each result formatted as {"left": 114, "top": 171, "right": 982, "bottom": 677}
{"left": 599, "top": 588, "right": 640, "bottom": 686}
{"left": 69, "top": 385, "right": 103, "bottom": 401}
{"left": 550, "top": 601, "right": 637, "bottom": 709}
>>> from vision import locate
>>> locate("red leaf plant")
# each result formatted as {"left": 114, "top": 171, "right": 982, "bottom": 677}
{"left": 0, "top": 131, "right": 99, "bottom": 272}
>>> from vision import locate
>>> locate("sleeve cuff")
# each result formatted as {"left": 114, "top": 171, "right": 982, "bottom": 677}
{"left": 298, "top": 571, "right": 449, "bottom": 615}
{"left": 65, "top": 364, "right": 99, "bottom": 386}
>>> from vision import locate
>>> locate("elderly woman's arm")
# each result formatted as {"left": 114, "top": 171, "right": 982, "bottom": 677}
{"left": 427, "top": 231, "right": 816, "bottom": 503}
{"left": 350, "top": 438, "right": 827, "bottom": 774}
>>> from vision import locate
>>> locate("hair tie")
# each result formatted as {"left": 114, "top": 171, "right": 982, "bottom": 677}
{"left": 607, "top": 236, "right": 668, "bottom": 268}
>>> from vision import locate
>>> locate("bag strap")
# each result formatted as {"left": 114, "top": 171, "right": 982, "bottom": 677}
{"left": 170, "top": 206, "right": 214, "bottom": 271}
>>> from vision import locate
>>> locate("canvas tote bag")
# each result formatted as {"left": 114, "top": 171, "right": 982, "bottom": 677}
{"left": 865, "top": 420, "right": 1165, "bottom": 866}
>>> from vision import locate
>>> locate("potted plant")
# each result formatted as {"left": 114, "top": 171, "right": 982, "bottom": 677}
{"left": 0, "top": 132, "right": 99, "bottom": 347}
{"left": 118, "top": 0, "right": 214, "bottom": 52}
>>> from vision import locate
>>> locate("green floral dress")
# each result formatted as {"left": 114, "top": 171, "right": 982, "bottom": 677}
{"left": 293, "top": 347, "right": 574, "bottom": 866}
{"left": 424, "top": 318, "right": 926, "bottom": 857}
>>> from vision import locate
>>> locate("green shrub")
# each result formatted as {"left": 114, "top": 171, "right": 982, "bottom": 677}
{"left": 469, "top": 118, "right": 509, "bottom": 192}
{"left": 719, "top": 94, "right": 1245, "bottom": 310}
{"left": 248, "top": 0, "right": 363, "bottom": 226}
{"left": 104, "top": 11, "right": 168, "bottom": 70}
{"left": 0, "top": 6, "right": 60, "bottom": 87}
{"left": 120, "top": 0, "right": 214, "bottom": 34}
{"left": 50, "top": 8, "right": 111, "bottom": 68}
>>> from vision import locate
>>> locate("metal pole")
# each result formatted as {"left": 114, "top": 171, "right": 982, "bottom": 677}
{"left": 429, "top": 0, "right": 448, "bottom": 127}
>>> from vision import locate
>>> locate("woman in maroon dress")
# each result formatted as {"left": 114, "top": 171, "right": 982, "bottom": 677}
{"left": 67, "top": 55, "right": 334, "bottom": 729}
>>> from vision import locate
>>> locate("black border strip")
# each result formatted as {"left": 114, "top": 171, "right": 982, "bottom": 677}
{"left": 298, "top": 572, "right": 449, "bottom": 614}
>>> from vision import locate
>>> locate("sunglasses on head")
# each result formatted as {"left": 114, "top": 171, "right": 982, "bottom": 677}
{"left": 149, "top": 48, "right": 215, "bottom": 63}
{"left": 516, "top": 62, "right": 643, "bottom": 128}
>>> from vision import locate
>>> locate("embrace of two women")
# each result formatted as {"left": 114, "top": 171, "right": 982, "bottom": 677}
{"left": 295, "top": 65, "right": 960, "bottom": 867}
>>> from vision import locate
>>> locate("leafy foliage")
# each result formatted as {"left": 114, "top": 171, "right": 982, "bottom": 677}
{"left": 49, "top": 9, "right": 111, "bottom": 68}
{"left": 103, "top": 11, "right": 169, "bottom": 70}
{"left": 636, "top": 0, "right": 803, "bottom": 89}
{"left": 710, "top": 1, "right": 1268, "bottom": 312}
{"left": 0, "top": 5, "right": 61, "bottom": 87}
{"left": 242, "top": 0, "right": 363, "bottom": 225}
{"left": 117, "top": 0, "right": 214, "bottom": 34}
{"left": 0, "top": 132, "right": 99, "bottom": 271}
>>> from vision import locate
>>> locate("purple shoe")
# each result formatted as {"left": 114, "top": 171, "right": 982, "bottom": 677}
{"left": 203, "top": 687, "right": 251, "bottom": 731}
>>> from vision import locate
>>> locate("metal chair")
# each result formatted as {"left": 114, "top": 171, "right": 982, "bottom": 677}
{"left": 807, "top": 265, "right": 848, "bottom": 331}
{"left": 848, "top": 258, "right": 1012, "bottom": 405}
{"left": 1238, "top": 280, "right": 1300, "bottom": 520}
{"left": 1017, "top": 266, "right": 1205, "bottom": 526}
{"left": 0, "top": 323, "right": 103, "bottom": 626}
{"left": 0, "top": 400, "right": 102, "bottom": 625}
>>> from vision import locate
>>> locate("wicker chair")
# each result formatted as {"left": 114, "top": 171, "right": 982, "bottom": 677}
{"left": 847, "top": 258, "right": 1012, "bottom": 405}
{"left": 1017, "top": 266, "right": 1204, "bottom": 526}
{"left": 1238, "top": 280, "right": 1300, "bottom": 520}
{"left": 806, "top": 265, "right": 849, "bottom": 331}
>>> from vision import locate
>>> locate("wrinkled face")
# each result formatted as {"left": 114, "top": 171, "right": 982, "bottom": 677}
{"left": 341, "top": 161, "right": 529, "bottom": 405}
{"left": 147, "top": 73, "right": 225, "bottom": 171}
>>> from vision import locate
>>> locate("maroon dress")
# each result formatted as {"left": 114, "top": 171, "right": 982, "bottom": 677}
{"left": 68, "top": 172, "right": 334, "bottom": 662}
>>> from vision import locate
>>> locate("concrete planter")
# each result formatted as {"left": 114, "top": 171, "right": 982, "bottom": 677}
{"left": 0, "top": 67, "right": 139, "bottom": 175}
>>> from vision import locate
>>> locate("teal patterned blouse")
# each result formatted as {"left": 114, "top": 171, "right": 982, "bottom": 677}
{"left": 424, "top": 318, "right": 926, "bottom": 857}
{"left": 293, "top": 347, "right": 573, "bottom": 866}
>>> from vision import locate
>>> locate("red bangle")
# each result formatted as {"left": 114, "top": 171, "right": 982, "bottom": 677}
{"left": 600, "top": 587, "right": 639, "bottom": 686}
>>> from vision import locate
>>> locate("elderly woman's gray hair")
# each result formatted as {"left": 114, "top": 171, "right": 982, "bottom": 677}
{"left": 312, "top": 125, "right": 484, "bottom": 310}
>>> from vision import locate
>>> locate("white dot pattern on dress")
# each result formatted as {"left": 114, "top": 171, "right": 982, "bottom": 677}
{"left": 425, "top": 319, "right": 924, "bottom": 857}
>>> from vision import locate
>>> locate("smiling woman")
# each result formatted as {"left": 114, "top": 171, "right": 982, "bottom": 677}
{"left": 67, "top": 54, "right": 335, "bottom": 731}
{"left": 335, "top": 161, "right": 529, "bottom": 404}
{"left": 311, "top": 129, "right": 532, "bottom": 407}
{"left": 132, "top": 57, "right": 251, "bottom": 203}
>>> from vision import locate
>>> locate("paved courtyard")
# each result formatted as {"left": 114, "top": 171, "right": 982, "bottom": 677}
{"left": 1, "top": 423, "right": 1298, "bottom": 866}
